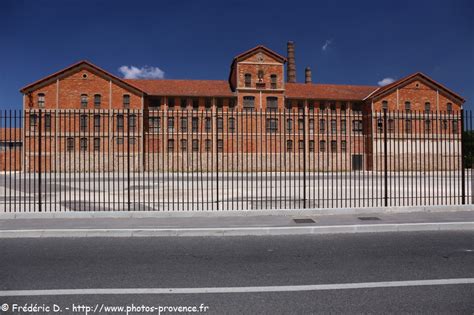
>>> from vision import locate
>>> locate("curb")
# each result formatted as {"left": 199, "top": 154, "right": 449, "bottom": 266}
{"left": 1, "top": 205, "right": 474, "bottom": 219}
{"left": 0, "top": 222, "right": 473, "bottom": 238}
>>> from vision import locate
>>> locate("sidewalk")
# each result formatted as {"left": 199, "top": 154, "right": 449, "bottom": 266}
{"left": 0, "top": 210, "right": 473, "bottom": 238}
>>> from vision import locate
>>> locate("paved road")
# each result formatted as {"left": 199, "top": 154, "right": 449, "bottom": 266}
{"left": 0, "top": 231, "right": 473, "bottom": 314}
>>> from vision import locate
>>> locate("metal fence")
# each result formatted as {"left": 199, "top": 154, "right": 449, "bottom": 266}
{"left": 0, "top": 108, "right": 473, "bottom": 212}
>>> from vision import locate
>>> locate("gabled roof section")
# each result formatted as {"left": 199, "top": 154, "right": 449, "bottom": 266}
{"left": 366, "top": 72, "right": 465, "bottom": 103}
{"left": 228, "top": 45, "right": 287, "bottom": 91}
{"left": 20, "top": 60, "right": 145, "bottom": 95}
{"left": 232, "top": 45, "right": 287, "bottom": 63}
{"left": 286, "top": 83, "right": 378, "bottom": 101}
{"left": 124, "top": 79, "right": 234, "bottom": 97}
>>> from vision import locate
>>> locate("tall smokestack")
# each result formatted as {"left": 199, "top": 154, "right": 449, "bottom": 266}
{"left": 305, "top": 67, "right": 312, "bottom": 84}
{"left": 287, "top": 41, "right": 296, "bottom": 83}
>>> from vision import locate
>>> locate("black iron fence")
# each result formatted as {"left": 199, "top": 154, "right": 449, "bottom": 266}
{"left": 0, "top": 109, "right": 472, "bottom": 212}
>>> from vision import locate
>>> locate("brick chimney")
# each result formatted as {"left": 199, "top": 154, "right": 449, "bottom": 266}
{"left": 287, "top": 41, "right": 296, "bottom": 83}
{"left": 305, "top": 67, "right": 312, "bottom": 84}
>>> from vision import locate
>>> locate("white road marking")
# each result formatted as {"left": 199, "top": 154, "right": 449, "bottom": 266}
{"left": 0, "top": 278, "right": 473, "bottom": 296}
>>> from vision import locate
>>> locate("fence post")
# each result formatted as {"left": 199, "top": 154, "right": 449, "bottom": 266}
{"left": 127, "top": 108, "right": 131, "bottom": 211}
{"left": 38, "top": 109, "right": 42, "bottom": 212}
{"left": 383, "top": 108, "right": 388, "bottom": 207}
{"left": 461, "top": 109, "right": 465, "bottom": 204}
{"left": 215, "top": 110, "right": 219, "bottom": 210}
{"left": 303, "top": 108, "right": 307, "bottom": 209}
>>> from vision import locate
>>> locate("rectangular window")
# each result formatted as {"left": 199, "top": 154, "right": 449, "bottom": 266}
{"left": 205, "top": 117, "right": 212, "bottom": 132}
{"left": 180, "top": 117, "right": 188, "bottom": 132}
{"left": 266, "top": 118, "right": 278, "bottom": 133}
{"left": 266, "top": 97, "right": 278, "bottom": 112}
{"left": 319, "top": 119, "right": 326, "bottom": 133}
{"left": 94, "top": 94, "right": 101, "bottom": 107}
{"left": 80, "top": 114, "right": 88, "bottom": 132}
{"left": 330, "top": 103, "right": 336, "bottom": 114}
{"left": 352, "top": 120, "right": 363, "bottom": 133}
{"left": 116, "top": 115, "right": 124, "bottom": 132}
{"left": 330, "top": 119, "right": 336, "bottom": 134}
{"left": 309, "top": 140, "right": 315, "bottom": 152}
{"left": 425, "top": 102, "right": 431, "bottom": 114}
{"left": 352, "top": 103, "right": 362, "bottom": 115}
{"left": 94, "top": 115, "right": 101, "bottom": 132}
{"left": 388, "top": 119, "right": 395, "bottom": 133}
{"left": 453, "top": 120, "right": 459, "bottom": 134}
{"left": 168, "top": 97, "right": 175, "bottom": 108}
{"left": 38, "top": 94, "right": 45, "bottom": 108}
{"left": 217, "top": 139, "right": 224, "bottom": 152}
{"left": 205, "top": 98, "right": 212, "bottom": 109}
{"left": 167, "top": 139, "right": 174, "bottom": 152}
{"left": 244, "top": 74, "right": 251, "bottom": 88}
{"left": 286, "top": 118, "right": 293, "bottom": 132}
{"left": 298, "top": 140, "right": 305, "bottom": 152}
{"left": 341, "top": 140, "right": 347, "bottom": 152}
{"left": 217, "top": 117, "right": 224, "bottom": 132}
{"left": 243, "top": 96, "right": 255, "bottom": 111}
{"left": 93, "top": 137, "right": 100, "bottom": 151}
{"left": 128, "top": 115, "right": 137, "bottom": 132}
{"left": 309, "top": 119, "right": 314, "bottom": 133}
{"left": 341, "top": 119, "right": 346, "bottom": 134}
{"left": 149, "top": 117, "right": 160, "bottom": 133}
{"left": 298, "top": 118, "right": 304, "bottom": 132}
{"left": 331, "top": 140, "right": 337, "bottom": 153}
{"left": 80, "top": 137, "right": 88, "bottom": 151}
{"left": 286, "top": 140, "right": 293, "bottom": 152}
{"left": 123, "top": 95, "right": 130, "bottom": 108}
{"left": 405, "top": 119, "right": 412, "bottom": 133}
{"left": 44, "top": 113, "right": 51, "bottom": 132}
{"left": 270, "top": 74, "right": 277, "bottom": 89}
{"left": 129, "top": 137, "right": 136, "bottom": 146}
{"left": 216, "top": 98, "right": 223, "bottom": 108}
{"left": 447, "top": 103, "right": 453, "bottom": 114}
{"left": 319, "top": 140, "right": 326, "bottom": 152}
{"left": 67, "top": 137, "right": 74, "bottom": 152}
{"left": 405, "top": 101, "right": 411, "bottom": 113}
{"left": 340, "top": 102, "right": 347, "bottom": 114}
{"left": 192, "top": 98, "right": 199, "bottom": 109}
{"left": 167, "top": 117, "right": 175, "bottom": 132}
{"left": 180, "top": 98, "right": 187, "bottom": 109}
{"left": 425, "top": 120, "right": 431, "bottom": 132}
{"left": 205, "top": 139, "right": 212, "bottom": 152}
{"left": 228, "top": 117, "right": 236, "bottom": 133}
{"left": 192, "top": 117, "right": 199, "bottom": 132}
{"left": 116, "top": 137, "right": 124, "bottom": 145}
{"left": 180, "top": 139, "right": 187, "bottom": 152}
{"left": 149, "top": 97, "right": 161, "bottom": 108}
{"left": 319, "top": 102, "right": 326, "bottom": 112}
{"left": 192, "top": 139, "right": 199, "bottom": 152}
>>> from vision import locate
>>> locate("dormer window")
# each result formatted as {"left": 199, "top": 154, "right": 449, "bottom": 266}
{"left": 244, "top": 73, "right": 251, "bottom": 87}
{"left": 38, "top": 93, "right": 45, "bottom": 108}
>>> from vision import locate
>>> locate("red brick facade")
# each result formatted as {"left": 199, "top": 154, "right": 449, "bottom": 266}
{"left": 16, "top": 45, "right": 464, "bottom": 172}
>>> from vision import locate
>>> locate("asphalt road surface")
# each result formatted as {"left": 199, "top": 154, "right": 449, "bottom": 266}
{"left": 0, "top": 232, "right": 473, "bottom": 314}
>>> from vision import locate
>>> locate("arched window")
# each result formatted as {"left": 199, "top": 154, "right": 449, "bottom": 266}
{"left": 244, "top": 73, "right": 252, "bottom": 87}
{"left": 38, "top": 93, "right": 45, "bottom": 108}
{"left": 80, "top": 94, "right": 88, "bottom": 108}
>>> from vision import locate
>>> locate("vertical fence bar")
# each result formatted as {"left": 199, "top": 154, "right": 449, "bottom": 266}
{"left": 38, "top": 109, "right": 42, "bottom": 212}
{"left": 383, "top": 108, "right": 388, "bottom": 207}
{"left": 461, "top": 109, "right": 465, "bottom": 204}
{"left": 127, "top": 108, "right": 131, "bottom": 211}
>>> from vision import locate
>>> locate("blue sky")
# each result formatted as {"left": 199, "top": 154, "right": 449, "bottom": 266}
{"left": 1, "top": 0, "right": 473, "bottom": 109}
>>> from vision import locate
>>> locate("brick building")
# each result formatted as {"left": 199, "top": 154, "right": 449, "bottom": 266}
{"left": 18, "top": 42, "right": 465, "bottom": 172}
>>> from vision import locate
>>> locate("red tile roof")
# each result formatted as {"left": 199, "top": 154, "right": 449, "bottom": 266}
{"left": 124, "top": 79, "right": 234, "bottom": 97}
{"left": 0, "top": 128, "right": 22, "bottom": 142}
{"left": 285, "top": 83, "right": 377, "bottom": 101}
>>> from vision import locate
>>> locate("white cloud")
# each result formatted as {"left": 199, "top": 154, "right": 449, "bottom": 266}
{"left": 322, "top": 39, "right": 332, "bottom": 51}
{"left": 118, "top": 65, "right": 165, "bottom": 79}
{"left": 377, "top": 77, "right": 395, "bottom": 86}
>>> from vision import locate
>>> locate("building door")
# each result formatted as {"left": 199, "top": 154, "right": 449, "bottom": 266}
{"left": 352, "top": 154, "right": 363, "bottom": 170}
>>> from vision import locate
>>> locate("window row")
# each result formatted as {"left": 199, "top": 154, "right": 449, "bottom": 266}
{"left": 244, "top": 73, "right": 278, "bottom": 89}
{"left": 28, "top": 114, "right": 137, "bottom": 132}
{"left": 376, "top": 118, "right": 459, "bottom": 134}
{"left": 65, "top": 137, "right": 137, "bottom": 152}
{"left": 382, "top": 100, "right": 455, "bottom": 114}
{"left": 36, "top": 93, "right": 131, "bottom": 108}
{"left": 149, "top": 97, "right": 237, "bottom": 109}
